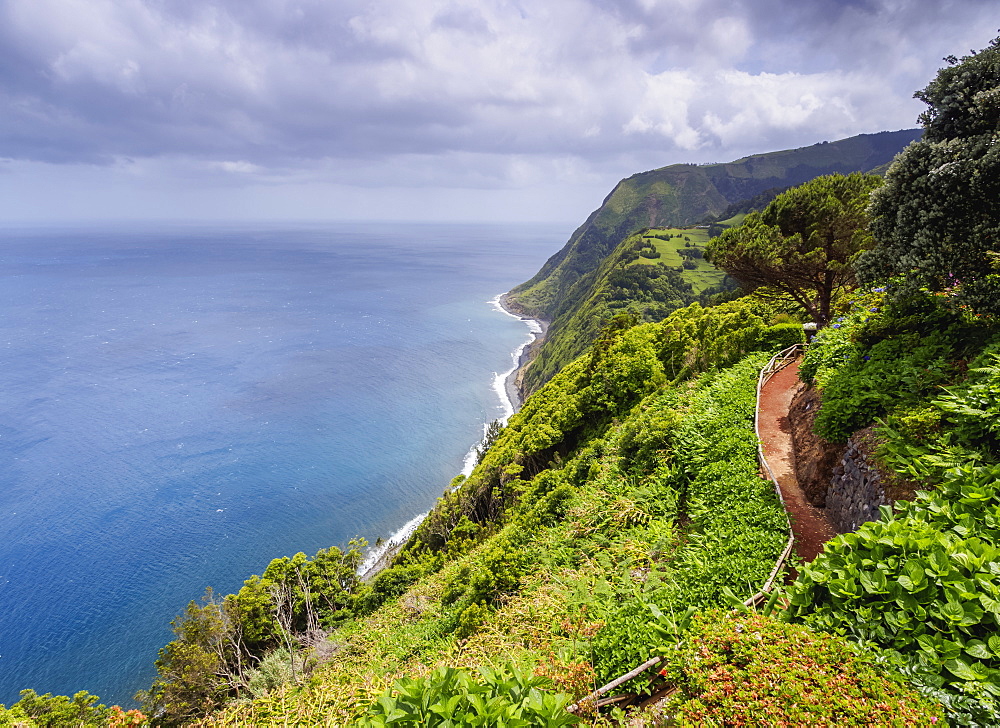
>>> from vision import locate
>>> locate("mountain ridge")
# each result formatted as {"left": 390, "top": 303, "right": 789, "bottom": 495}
{"left": 509, "top": 128, "right": 922, "bottom": 393}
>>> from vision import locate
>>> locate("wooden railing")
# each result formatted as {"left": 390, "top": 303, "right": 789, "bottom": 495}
{"left": 745, "top": 343, "right": 802, "bottom": 605}
{"left": 568, "top": 344, "right": 803, "bottom": 713}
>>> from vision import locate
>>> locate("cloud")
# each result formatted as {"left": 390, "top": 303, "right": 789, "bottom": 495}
{"left": 623, "top": 66, "right": 907, "bottom": 154}
{"left": 0, "top": 0, "right": 997, "bottom": 220}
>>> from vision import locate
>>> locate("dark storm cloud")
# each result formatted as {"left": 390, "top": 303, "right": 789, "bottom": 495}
{"left": 0, "top": 0, "right": 996, "bottom": 183}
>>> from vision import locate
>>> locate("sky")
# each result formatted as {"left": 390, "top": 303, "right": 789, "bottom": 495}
{"left": 0, "top": 0, "right": 997, "bottom": 224}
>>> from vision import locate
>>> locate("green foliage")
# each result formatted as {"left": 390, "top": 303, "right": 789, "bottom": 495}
{"left": 653, "top": 298, "right": 801, "bottom": 380}
{"left": 225, "top": 543, "right": 363, "bottom": 649}
{"left": 660, "top": 611, "right": 944, "bottom": 725}
{"left": 346, "top": 313, "right": 792, "bottom": 700}
{"left": 616, "top": 391, "right": 683, "bottom": 475}
{"left": 520, "top": 235, "right": 697, "bottom": 393}
{"left": 474, "top": 420, "right": 503, "bottom": 465}
{"left": 813, "top": 332, "right": 958, "bottom": 442}
{"left": 632, "top": 228, "right": 723, "bottom": 296}
{"left": 362, "top": 664, "right": 578, "bottom": 727}
{"left": 706, "top": 173, "right": 882, "bottom": 326}
{"left": 519, "top": 231, "right": 777, "bottom": 396}
{"left": 139, "top": 593, "right": 232, "bottom": 724}
{"left": 141, "top": 542, "right": 365, "bottom": 723}
{"left": 436, "top": 481, "right": 574, "bottom": 634}
{"left": 366, "top": 564, "right": 425, "bottom": 611}
{"left": 759, "top": 322, "right": 807, "bottom": 351}
{"left": 405, "top": 298, "right": 799, "bottom": 580}
{"left": 801, "top": 288, "right": 991, "bottom": 442}
{"left": 245, "top": 648, "right": 303, "bottom": 699}
{"left": 789, "top": 327, "right": 1000, "bottom": 723}
{"left": 860, "top": 37, "right": 1000, "bottom": 316}
{"left": 936, "top": 351, "right": 1000, "bottom": 453}
{"left": 0, "top": 690, "right": 113, "bottom": 727}
{"left": 577, "top": 354, "right": 788, "bottom": 682}
{"left": 786, "top": 465, "right": 1000, "bottom": 722}
{"left": 874, "top": 342, "right": 1000, "bottom": 486}
{"left": 585, "top": 319, "right": 666, "bottom": 410}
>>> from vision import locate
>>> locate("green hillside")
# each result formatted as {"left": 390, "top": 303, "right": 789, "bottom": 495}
{"left": 185, "top": 300, "right": 822, "bottom": 726}
{"left": 634, "top": 228, "right": 724, "bottom": 294}
{"left": 508, "top": 129, "right": 921, "bottom": 395}
{"left": 521, "top": 226, "right": 732, "bottom": 390}
{"left": 511, "top": 129, "right": 920, "bottom": 319}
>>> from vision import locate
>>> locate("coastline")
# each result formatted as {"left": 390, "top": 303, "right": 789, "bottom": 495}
{"left": 357, "top": 511, "right": 425, "bottom": 582}
{"left": 494, "top": 291, "right": 549, "bottom": 411}
{"left": 358, "top": 291, "right": 547, "bottom": 582}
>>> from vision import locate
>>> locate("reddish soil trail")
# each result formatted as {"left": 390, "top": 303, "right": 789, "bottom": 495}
{"left": 758, "top": 358, "right": 836, "bottom": 563}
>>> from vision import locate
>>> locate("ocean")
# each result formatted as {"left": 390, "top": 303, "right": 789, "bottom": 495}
{"left": 0, "top": 222, "right": 561, "bottom": 707}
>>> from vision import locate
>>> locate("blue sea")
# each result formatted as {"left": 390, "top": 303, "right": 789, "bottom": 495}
{"left": 0, "top": 222, "right": 561, "bottom": 707}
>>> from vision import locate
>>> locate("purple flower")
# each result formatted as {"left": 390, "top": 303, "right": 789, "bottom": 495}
{"left": 833, "top": 323, "right": 841, "bottom": 328}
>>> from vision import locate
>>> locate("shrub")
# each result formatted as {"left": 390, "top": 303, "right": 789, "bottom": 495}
{"left": 802, "top": 290, "right": 991, "bottom": 441}
{"left": 786, "top": 466, "right": 1000, "bottom": 723}
{"left": 660, "top": 611, "right": 944, "bottom": 725}
{"left": 245, "top": 648, "right": 304, "bottom": 698}
{"left": 585, "top": 354, "right": 788, "bottom": 682}
{"left": 0, "top": 690, "right": 114, "bottom": 727}
{"left": 362, "top": 664, "right": 578, "bottom": 726}
{"left": 757, "top": 322, "right": 805, "bottom": 351}
{"left": 366, "top": 564, "right": 425, "bottom": 610}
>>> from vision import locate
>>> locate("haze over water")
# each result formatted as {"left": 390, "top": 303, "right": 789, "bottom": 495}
{"left": 0, "top": 222, "right": 559, "bottom": 706}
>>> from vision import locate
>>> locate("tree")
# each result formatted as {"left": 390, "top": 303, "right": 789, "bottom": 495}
{"left": 858, "top": 37, "right": 1000, "bottom": 314}
{"left": 139, "top": 593, "right": 233, "bottom": 724}
{"left": 706, "top": 173, "right": 882, "bottom": 326}
{"left": 140, "top": 541, "right": 366, "bottom": 723}
{"left": 0, "top": 689, "right": 112, "bottom": 726}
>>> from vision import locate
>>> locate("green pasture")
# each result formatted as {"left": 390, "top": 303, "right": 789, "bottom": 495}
{"left": 634, "top": 227, "right": 725, "bottom": 293}
{"left": 715, "top": 212, "right": 747, "bottom": 228}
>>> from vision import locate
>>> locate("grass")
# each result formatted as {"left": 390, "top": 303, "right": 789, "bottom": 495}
{"left": 633, "top": 227, "right": 726, "bottom": 294}
{"left": 714, "top": 212, "right": 747, "bottom": 228}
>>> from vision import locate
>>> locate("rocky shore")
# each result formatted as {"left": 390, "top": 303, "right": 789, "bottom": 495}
{"left": 497, "top": 292, "right": 548, "bottom": 409}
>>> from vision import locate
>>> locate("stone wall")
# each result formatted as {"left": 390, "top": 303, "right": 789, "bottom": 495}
{"left": 789, "top": 384, "right": 846, "bottom": 508}
{"left": 826, "top": 436, "right": 889, "bottom": 533}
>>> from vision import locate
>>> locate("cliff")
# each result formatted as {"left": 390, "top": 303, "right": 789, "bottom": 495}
{"left": 509, "top": 129, "right": 922, "bottom": 394}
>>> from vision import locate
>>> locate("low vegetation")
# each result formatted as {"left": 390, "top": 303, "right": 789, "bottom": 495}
{"left": 788, "top": 290, "right": 1000, "bottom": 723}
{"left": 633, "top": 227, "right": 726, "bottom": 294}
{"left": 660, "top": 610, "right": 944, "bottom": 725}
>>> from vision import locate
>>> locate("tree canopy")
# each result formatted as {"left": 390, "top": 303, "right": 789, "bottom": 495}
{"left": 705, "top": 173, "right": 882, "bottom": 326}
{"left": 858, "top": 36, "right": 1000, "bottom": 314}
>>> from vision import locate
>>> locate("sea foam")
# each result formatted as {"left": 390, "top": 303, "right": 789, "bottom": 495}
{"left": 361, "top": 292, "right": 544, "bottom": 578}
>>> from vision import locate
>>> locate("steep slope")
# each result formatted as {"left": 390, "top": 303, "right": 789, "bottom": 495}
{"left": 522, "top": 226, "right": 727, "bottom": 390}
{"left": 508, "top": 128, "right": 921, "bottom": 393}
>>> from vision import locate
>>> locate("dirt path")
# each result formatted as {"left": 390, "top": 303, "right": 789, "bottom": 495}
{"left": 758, "top": 358, "right": 836, "bottom": 563}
